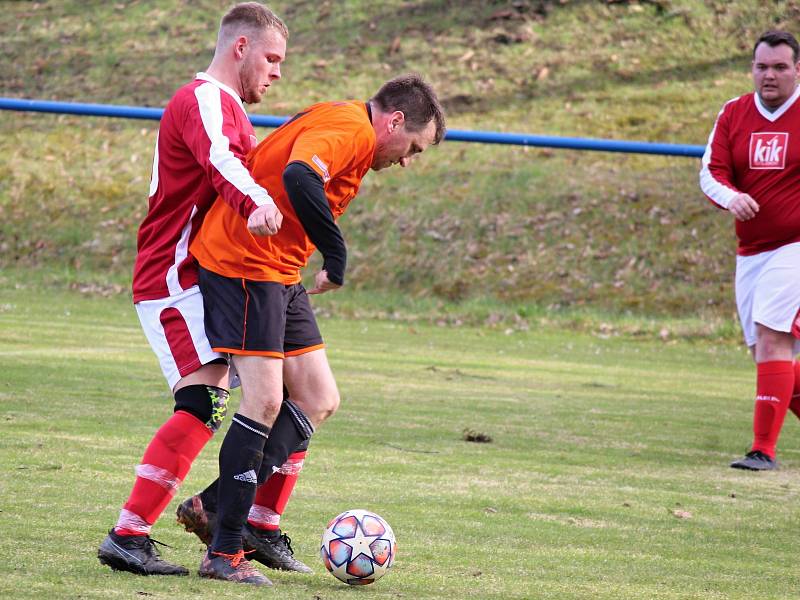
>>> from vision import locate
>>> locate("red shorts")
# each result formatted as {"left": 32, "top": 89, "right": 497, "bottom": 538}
{"left": 198, "top": 267, "right": 324, "bottom": 358}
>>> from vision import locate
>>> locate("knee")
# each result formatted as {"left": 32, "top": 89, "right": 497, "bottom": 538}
{"left": 317, "top": 388, "right": 340, "bottom": 423}
{"left": 294, "top": 387, "right": 339, "bottom": 427}
{"left": 755, "top": 325, "right": 794, "bottom": 361}
{"left": 256, "top": 396, "right": 284, "bottom": 425}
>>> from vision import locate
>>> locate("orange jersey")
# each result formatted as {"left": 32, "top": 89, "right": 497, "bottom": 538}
{"left": 190, "top": 101, "right": 376, "bottom": 283}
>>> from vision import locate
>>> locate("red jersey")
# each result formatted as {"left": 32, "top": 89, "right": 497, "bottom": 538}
{"left": 700, "top": 88, "right": 800, "bottom": 255}
{"left": 132, "top": 72, "right": 274, "bottom": 302}
{"left": 191, "top": 101, "right": 375, "bottom": 284}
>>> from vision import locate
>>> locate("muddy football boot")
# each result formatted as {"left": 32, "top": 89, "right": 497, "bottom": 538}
{"left": 242, "top": 523, "right": 313, "bottom": 573}
{"left": 198, "top": 549, "right": 272, "bottom": 586}
{"left": 176, "top": 494, "right": 216, "bottom": 545}
{"left": 98, "top": 529, "right": 188, "bottom": 575}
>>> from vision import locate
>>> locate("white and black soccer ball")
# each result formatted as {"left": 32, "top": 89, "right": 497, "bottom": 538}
{"left": 320, "top": 509, "right": 396, "bottom": 585}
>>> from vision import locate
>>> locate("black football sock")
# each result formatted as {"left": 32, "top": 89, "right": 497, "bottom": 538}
{"left": 210, "top": 413, "right": 270, "bottom": 555}
{"left": 256, "top": 398, "right": 314, "bottom": 484}
{"left": 199, "top": 387, "right": 293, "bottom": 511}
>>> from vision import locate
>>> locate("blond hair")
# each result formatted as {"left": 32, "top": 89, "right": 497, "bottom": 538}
{"left": 217, "top": 2, "right": 288, "bottom": 50}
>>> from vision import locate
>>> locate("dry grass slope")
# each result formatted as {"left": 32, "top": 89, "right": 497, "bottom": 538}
{"left": 1, "top": 0, "right": 798, "bottom": 322}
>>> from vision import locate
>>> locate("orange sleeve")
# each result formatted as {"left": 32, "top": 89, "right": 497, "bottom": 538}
{"left": 287, "top": 108, "right": 374, "bottom": 182}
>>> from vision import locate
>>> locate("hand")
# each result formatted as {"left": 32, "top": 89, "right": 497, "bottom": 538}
{"left": 247, "top": 203, "right": 283, "bottom": 236}
{"left": 728, "top": 193, "right": 759, "bottom": 221}
{"left": 307, "top": 270, "right": 341, "bottom": 295}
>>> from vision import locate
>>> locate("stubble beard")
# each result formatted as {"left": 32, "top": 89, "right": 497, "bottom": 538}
{"left": 238, "top": 59, "right": 263, "bottom": 105}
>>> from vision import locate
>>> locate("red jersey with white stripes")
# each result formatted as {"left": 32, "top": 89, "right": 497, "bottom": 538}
{"left": 700, "top": 87, "right": 800, "bottom": 255}
{"left": 132, "top": 72, "right": 273, "bottom": 302}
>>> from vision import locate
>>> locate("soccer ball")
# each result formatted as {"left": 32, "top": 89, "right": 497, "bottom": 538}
{"left": 320, "top": 509, "right": 397, "bottom": 585}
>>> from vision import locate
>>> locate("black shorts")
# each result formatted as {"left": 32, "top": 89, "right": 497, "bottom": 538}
{"left": 198, "top": 267, "right": 324, "bottom": 358}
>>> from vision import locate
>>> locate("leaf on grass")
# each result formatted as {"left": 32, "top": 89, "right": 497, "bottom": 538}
{"left": 463, "top": 428, "right": 493, "bottom": 443}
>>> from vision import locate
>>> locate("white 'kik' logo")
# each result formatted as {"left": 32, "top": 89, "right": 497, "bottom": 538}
{"left": 753, "top": 138, "right": 783, "bottom": 163}
{"left": 749, "top": 132, "right": 788, "bottom": 169}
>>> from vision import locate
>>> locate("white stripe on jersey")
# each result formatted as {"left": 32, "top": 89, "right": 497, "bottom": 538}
{"left": 193, "top": 82, "right": 273, "bottom": 207}
{"left": 699, "top": 98, "right": 740, "bottom": 209}
{"left": 148, "top": 132, "right": 160, "bottom": 198}
{"left": 166, "top": 205, "right": 197, "bottom": 296}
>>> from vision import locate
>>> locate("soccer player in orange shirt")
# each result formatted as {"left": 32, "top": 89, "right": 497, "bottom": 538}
{"left": 183, "top": 74, "right": 446, "bottom": 585}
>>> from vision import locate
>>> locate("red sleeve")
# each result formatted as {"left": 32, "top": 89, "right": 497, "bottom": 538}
{"left": 180, "top": 82, "right": 274, "bottom": 219}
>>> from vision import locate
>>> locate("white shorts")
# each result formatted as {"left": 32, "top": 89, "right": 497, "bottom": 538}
{"left": 135, "top": 286, "right": 226, "bottom": 390}
{"left": 735, "top": 241, "right": 800, "bottom": 353}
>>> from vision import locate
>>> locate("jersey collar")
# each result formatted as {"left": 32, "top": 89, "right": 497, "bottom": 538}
{"left": 754, "top": 84, "right": 800, "bottom": 122}
{"left": 195, "top": 72, "right": 246, "bottom": 111}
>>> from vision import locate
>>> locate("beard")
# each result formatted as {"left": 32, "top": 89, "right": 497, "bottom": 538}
{"left": 239, "top": 60, "right": 264, "bottom": 104}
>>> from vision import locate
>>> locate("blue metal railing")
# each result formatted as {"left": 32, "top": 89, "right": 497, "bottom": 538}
{"left": 0, "top": 97, "right": 706, "bottom": 158}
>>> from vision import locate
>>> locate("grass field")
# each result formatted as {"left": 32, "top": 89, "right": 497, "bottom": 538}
{"left": 2, "top": 282, "right": 800, "bottom": 599}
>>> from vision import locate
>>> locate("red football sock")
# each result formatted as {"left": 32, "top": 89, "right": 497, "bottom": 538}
{"left": 248, "top": 451, "right": 306, "bottom": 531}
{"left": 788, "top": 361, "right": 800, "bottom": 419}
{"left": 116, "top": 411, "right": 212, "bottom": 534}
{"left": 751, "top": 361, "right": 795, "bottom": 459}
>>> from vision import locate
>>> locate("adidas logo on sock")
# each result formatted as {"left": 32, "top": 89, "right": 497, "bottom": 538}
{"left": 233, "top": 469, "right": 258, "bottom": 484}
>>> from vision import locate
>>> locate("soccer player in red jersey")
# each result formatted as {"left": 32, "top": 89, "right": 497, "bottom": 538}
{"left": 700, "top": 30, "right": 800, "bottom": 471}
{"left": 98, "top": 3, "right": 292, "bottom": 576}
{"left": 181, "top": 75, "right": 445, "bottom": 585}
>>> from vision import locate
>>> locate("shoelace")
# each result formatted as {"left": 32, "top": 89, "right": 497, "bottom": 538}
{"left": 212, "top": 549, "right": 255, "bottom": 568}
{"left": 139, "top": 536, "right": 174, "bottom": 558}
{"left": 746, "top": 450, "right": 771, "bottom": 460}
{"left": 277, "top": 533, "right": 295, "bottom": 556}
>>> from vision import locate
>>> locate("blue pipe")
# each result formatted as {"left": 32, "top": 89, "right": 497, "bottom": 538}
{"left": 0, "top": 97, "right": 706, "bottom": 158}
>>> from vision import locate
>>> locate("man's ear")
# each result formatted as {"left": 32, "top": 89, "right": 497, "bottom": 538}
{"left": 390, "top": 111, "right": 405, "bottom": 132}
{"left": 234, "top": 36, "right": 248, "bottom": 59}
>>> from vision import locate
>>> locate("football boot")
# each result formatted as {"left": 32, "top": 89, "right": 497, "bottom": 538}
{"left": 198, "top": 549, "right": 271, "bottom": 586}
{"left": 97, "top": 529, "right": 188, "bottom": 576}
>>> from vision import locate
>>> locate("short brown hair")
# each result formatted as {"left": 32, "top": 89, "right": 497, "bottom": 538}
{"left": 371, "top": 74, "right": 446, "bottom": 145}
{"left": 754, "top": 30, "right": 799, "bottom": 63}
{"left": 219, "top": 2, "right": 288, "bottom": 44}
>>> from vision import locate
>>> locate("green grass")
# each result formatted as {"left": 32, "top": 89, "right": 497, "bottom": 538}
{"left": 2, "top": 282, "right": 800, "bottom": 599}
{"left": 1, "top": 0, "right": 796, "bottom": 316}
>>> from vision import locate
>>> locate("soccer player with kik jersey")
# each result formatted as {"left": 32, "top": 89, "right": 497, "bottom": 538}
{"left": 97, "top": 3, "right": 301, "bottom": 577}
{"left": 180, "top": 74, "right": 446, "bottom": 585}
{"left": 700, "top": 30, "right": 800, "bottom": 471}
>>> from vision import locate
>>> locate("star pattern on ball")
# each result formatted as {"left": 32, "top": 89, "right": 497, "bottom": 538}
{"left": 340, "top": 529, "right": 381, "bottom": 562}
{"left": 321, "top": 510, "right": 396, "bottom": 585}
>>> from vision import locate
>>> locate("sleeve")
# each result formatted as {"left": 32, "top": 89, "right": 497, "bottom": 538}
{"left": 181, "top": 83, "right": 275, "bottom": 219}
{"left": 286, "top": 115, "right": 373, "bottom": 183}
{"left": 283, "top": 161, "right": 347, "bottom": 285}
{"left": 699, "top": 100, "right": 740, "bottom": 210}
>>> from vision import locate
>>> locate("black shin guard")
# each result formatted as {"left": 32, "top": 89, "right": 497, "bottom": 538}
{"left": 210, "top": 413, "right": 270, "bottom": 554}
{"left": 173, "top": 384, "right": 230, "bottom": 433}
{"left": 257, "top": 399, "right": 314, "bottom": 484}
